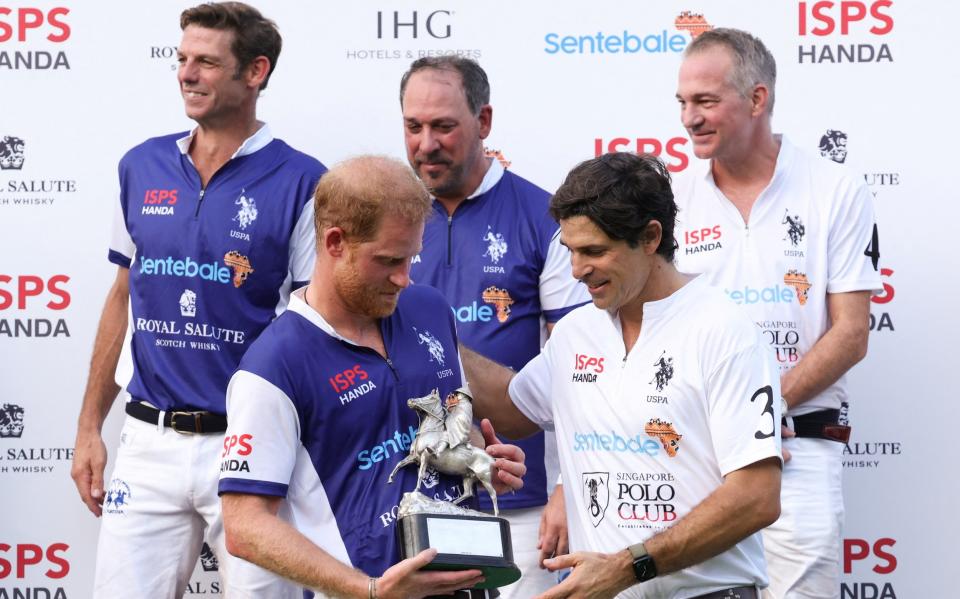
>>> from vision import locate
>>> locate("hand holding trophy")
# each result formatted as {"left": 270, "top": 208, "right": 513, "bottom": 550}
{"left": 388, "top": 387, "right": 522, "bottom": 590}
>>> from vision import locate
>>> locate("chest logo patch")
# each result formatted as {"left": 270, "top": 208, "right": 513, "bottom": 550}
{"left": 481, "top": 286, "right": 514, "bottom": 323}
{"left": 782, "top": 209, "right": 806, "bottom": 247}
{"left": 414, "top": 327, "right": 445, "bottom": 366}
{"left": 224, "top": 251, "right": 254, "bottom": 287}
{"left": 179, "top": 289, "right": 197, "bottom": 317}
{"left": 233, "top": 190, "right": 258, "bottom": 230}
{"left": 482, "top": 226, "right": 508, "bottom": 264}
{"left": 645, "top": 418, "right": 683, "bottom": 457}
{"left": 650, "top": 352, "right": 674, "bottom": 392}
{"left": 783, "top": 270, "right": 812, "bottom": 306}
{"left": 582, "top": 472, "right": 610, "bottom": 527}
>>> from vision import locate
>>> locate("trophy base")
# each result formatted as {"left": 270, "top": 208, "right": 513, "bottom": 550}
{"left": 396, "top": 512, "right": 521, "bottom": 589}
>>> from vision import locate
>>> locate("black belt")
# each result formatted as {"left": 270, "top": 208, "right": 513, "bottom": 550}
{"left": 425, "top": 590, "right": 499, "bottom": 599}
{"left": 786, "top": 408, "right": 851, "bottom": 443}
{"left": 125, "top": 402, "right": 227, "bottom": 434}
{"left": 691, "top": 586, "right": 758, "bottom": 599}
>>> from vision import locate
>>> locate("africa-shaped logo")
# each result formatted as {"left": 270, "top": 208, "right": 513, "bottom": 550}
{"left": 223, "top": 251, "right": 254, "bottom": 287}
{"left": 675, "top": 11, "right": 712, "bottom": 38}
{"left": 482, "top": 286, "right": 514, "bottom": 323}
{"left": 783, "top": 270, "right": 812, "bottom": 306}
{"left": 484, "top": 147, "right": 512, "bottom": 170}
{"left": 645, "top": 418, "right": 683, "bottom": 457}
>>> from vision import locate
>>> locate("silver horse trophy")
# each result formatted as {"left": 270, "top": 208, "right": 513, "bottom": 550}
{"left": 387, "top": 387, "right": 520, "bottom": 589}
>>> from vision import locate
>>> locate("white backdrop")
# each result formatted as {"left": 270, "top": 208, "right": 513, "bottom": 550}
{"left": 2, "top": 1, "right": 957, "bottom": 596}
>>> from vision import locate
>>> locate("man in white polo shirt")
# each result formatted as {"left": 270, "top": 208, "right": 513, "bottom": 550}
{"left": 463, "top": 152, "right": 782, "bottom": 598}
{"left": 673, "top": 28, "right": 881, "bottom": 598}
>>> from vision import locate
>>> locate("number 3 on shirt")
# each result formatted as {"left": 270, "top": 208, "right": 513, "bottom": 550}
{"left": 750, "top": 385, "right": 775, "bottom": 440}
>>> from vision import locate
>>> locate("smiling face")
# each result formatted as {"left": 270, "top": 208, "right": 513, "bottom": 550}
{"left": 177, "top": 25, "right": 254, "bottom": 127}
{"left": 401, "top": 68, "right": 491, "bottom": 200}
{"left": 333, "top": 212, "right": 424, "bottom": 319}
{"left": 676, "top": 46, "right": 760, "bottom": 162}
{"left": 560, "top": 215, "right": 660, "bottom": 313}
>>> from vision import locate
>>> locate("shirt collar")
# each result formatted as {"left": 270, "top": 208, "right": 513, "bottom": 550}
{"left": 288, "top": 287, "right": 362, "bottom": 346}
{"left": 465, "top": 157, "right": 504, "bottom": 200}
{"left": 175, "top": 123, "right": 274, "bottom": 159}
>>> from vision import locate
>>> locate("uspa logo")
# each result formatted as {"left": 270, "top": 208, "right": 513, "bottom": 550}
{"left": 0, "top": 404, "right": 25, "bottom": 438}
{"left": 674, "top": 11, "right": 713, "bottom": 38}
{"left": 819, "top": 129, "right": 848, "bottom": 163}
{"left": 414, "top": 327, "right": 446, "bottom": 365}
{"left": 649, "top": 352, "right": 675, "bottom": 392}
{"left": 0, "top": 136, "right": 25, "bottom": 170}
{"left": 798, "top": 0, "right": 894, "bottom": 64}
{"left": 0, "top": 7, "right": 72, "bottom": 70}
{"left": 0, "top": 136, "right": 79, "bottom": 208}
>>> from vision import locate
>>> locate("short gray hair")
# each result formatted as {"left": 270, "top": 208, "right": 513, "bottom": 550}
{"left": 686, "top": 28, "right": 777, "bottom": 114}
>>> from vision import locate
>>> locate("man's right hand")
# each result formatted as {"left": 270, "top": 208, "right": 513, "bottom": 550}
{"left": 538, "top": 484, "right": 569, "bottom": 566}
{"left": 377, "top": 548, "right": 485, "bottom": 599}
{"left": 71, "top": 428, "right": 107, "bottom": 516}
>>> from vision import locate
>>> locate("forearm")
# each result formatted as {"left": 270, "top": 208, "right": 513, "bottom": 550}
{"left": 644, "top": 458, "right": 781, "bottom": 575}
{"left": 78, "top": 269, "right": 129, "bottom": 432}
{"left": 459, "top": 344, "right": 538, "bottom": 439}
{"left": 223, "top": 494, "right": 367, "bottom": 597}
{"left": 781, "top": 291, "right": 870, "bottom": 409}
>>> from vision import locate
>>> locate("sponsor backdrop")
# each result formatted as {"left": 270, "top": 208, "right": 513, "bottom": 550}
{"left": 0, "top": 1, "right": 955, "bottom": 596}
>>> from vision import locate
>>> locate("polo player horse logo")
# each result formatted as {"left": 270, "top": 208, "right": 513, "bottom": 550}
{"left": 483, "top": 227, "right": 508, "bottom": 264}
{"left": 651, "top": 352, "right": 675, "bottom": 392}
{"left": 233, "top": 190, "right": 258, "bottom": 230}
{"left": 782, "top": 209, "right": 805, "bottom": 247}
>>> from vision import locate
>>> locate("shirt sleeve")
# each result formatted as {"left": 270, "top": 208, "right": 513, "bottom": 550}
{"left": 289, "top": 198, "right": 316, "bottom": 288}
{"left": 218, "top": 370, "right": 301, "bottom": 497}
{"left": 826, "top": 177, "right": 883, "bottom": 295}
{"left": 508, "top": 340, "right": 556, "bottom": 431}
{"left": 539, "top": 229, "right": 590, "bottom": 322}
{"left": 108, "top": 191, "right": 135, "bottom": 268}
{"left": 705, "top": 340, "right": 783, "bottom": 477}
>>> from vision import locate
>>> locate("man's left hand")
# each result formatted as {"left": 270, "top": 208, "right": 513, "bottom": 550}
{"left": 481, "top": 418, "right": 526, "bottom": 494}
{"left": 537, "top": 550, "right": 636, "bottom": 599}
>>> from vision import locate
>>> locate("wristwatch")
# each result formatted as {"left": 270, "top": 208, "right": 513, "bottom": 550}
{"left": 628, "top": 542, "right": 658, "bottom": 582}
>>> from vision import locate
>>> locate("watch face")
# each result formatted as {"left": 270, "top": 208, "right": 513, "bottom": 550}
{"left": 633, "top": 555, "right": 657, "bottom": 582}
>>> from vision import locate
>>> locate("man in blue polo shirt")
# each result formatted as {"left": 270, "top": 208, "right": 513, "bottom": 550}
{"left": 70, "top": 3, "right": 324, "bottom": 597}
{"left": 400, "top": 56, "right": 589, "bottom": 597}
{"left": 218, "top": 155, "right": 527, "bottom": 598}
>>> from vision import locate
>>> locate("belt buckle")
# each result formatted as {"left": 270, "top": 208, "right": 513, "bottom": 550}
{"left": 169, "top": 411, "right": 202, "bottom": 434}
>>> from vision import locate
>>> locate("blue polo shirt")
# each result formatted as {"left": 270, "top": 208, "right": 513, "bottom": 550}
{"left": 219, "top": 285, "right": 473, "bottom": 578}
{"left": 108, "top": 125, "right": 325, "bottom": 414}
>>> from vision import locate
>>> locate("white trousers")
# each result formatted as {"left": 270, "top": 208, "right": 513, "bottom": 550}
{"left": 93, "top": 415, "right": 299, "bottom": 598}
{"left": 761, "top": 437, "right": 844, "bottom": 599}
{"left": 496, "top": 506, "right": 558, "bottom": 599}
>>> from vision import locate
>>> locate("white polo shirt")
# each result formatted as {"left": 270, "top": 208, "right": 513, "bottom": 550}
{"left": 510, "top": 276, "right": 782, "bottom": 598}
{"left": 673, "top": 135, "right": 882, "bottom": 416}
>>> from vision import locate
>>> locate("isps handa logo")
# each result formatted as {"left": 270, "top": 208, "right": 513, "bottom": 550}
{"left": 0, "top": 543, "right": 70, "bottom": 598}
{"left": 797, "top": 0, "right": 894, "bottom": 64}
{"left": 0, "top": 7, "right": 72, "bottom": 70}
{"left": 0, "top": 274, "right": 71, "bottom": 339}
{"left": 594, "top": 137, "right": 689, "bottom": 173}
{"left": 842, "top": 537, "right": 897, "bottom": 598}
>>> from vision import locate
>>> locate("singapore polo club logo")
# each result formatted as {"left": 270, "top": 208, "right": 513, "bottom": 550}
{"left": 582, "top": 472, "right": 609, "bottom": 527}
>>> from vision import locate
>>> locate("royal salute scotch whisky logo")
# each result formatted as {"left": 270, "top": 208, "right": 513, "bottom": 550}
{"left": 674, "top": 11, "right": 712, "bottom": 38}
{"left": 0, "top": 404, "right": 24, "bottom": 438}
{"left": 179, "top": 289, "right": 197, "bottom": 317}
{"left": 819, "top": 129, "right": 849, "bottom": 163}
{"left": 0, "top": 136, "right": 25, "bottom": 170}
{"left": 481, "top": 286, "right": 514, "bottom": 323}
{"left": 645, "top": 418, "right": 683, "bottom": 457}
{"left": 582, "top": 472, "right": 610, "bottom": 527}
{"left": 198, "top": 543, "right": 219, "bottom": 572}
